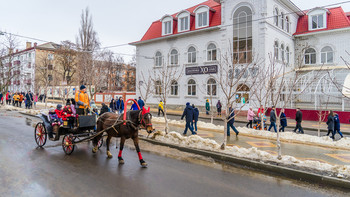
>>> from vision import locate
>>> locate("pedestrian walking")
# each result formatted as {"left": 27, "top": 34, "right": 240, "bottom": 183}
{"left": 158, "top": 100, "right": 164, "bottom": 116}
{"left": 116, "top": 97, "right": 124, "bottom": 114}
{"left": 13, "top": 93, "right": 20, "bottom": 107}
{"left": 6, "top": 91, "right": 11, "bottom": 105}
{"left": 268, "top": 106, "right": 277, "bottom": 133}
{"left": 333, "top": 113, "right": 344, "bottom": 138}
{"left": 19, "top": 93, "right": 24, "bottom": 108}
{"left": 34, "top": 94, "right": 38, "bottom": 108}
{"left": 181, "top": 102, "right": 196, "bottom": 135}
{"left": 326, "top": 110, "right": 335, "bottom": 139}
{"left": 279, "top": 109, "right": 287, "bottom": 132}
{"left": 138, "top": 97, "right": 145, "bottom": 109}
{"left": 109, "top": 98, "right": 116, "bottom": 112}
{"left": 192, "top": 104, "right": 199, "bottom": 132}
{"left": 25, "top": 91, "right": 34, "bottom": 109}
{"left": 216, "top": 100, "right": 222, "bottom": 116}
{"left": 205, "top": 99, "right": 210, "bottom": 115}
{"left": 246, "top": 107, "right": 255, "bottom": 128}
{"left": 227, "top": 106, "right": 239, "bottom": 136}
{"left": 0, "top": 92, "right": 3, "bottom": 105}
{"left": 293, "top": 108, "right": 304, "bottom": 134}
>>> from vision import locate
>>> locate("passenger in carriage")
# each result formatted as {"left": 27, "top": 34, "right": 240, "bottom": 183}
{"left": 62, "top": 100, "right": 75, "bottom": 128}
{"left": 54, "top": 104, "right": 64, "bottom": 124}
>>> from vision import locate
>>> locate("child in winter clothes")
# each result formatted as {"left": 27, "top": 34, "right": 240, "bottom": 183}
{"left": 334, "top": 113, "right": 344, "bottom": 138}
{"left": 54, "top": 104, "right": 64, "bottom": 124}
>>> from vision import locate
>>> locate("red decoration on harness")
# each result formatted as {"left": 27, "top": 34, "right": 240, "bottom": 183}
{"left": 142, "top": 107, "right": 150, "bottom": 115}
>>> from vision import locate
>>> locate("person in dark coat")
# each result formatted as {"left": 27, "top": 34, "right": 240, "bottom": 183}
{"left": 279, "top": 109, "right": 287, "bottom": 132}
{"left": 181, "top": 102, "right": 196, "bottom": 135}
{"left": 0, "top": 93, "right": 3, "bottom": 105}
{"left": 216, "top": 100, "right": 222, "bottom": 116}
{"left": 191, "top": 104, "right": 199, "bottom": 132}
{"left": 293, "top": 108, "right": 304, "bottom": 134}
{"left": 25, "top": 91, "right": 33, "bottom": 109}
{"left": 326, "top": 110, "right": 335, "bottom": 139}
{"left": 268, "top": 106, "right": 277, "bottom": 132}
{"left": 227, "top": 106, "right": 239, "bottom": 136}
{"left": 100, "top": 103, "right": 110, "bottom": 116}
{"left": 333, "top": 113, "right": 344, "bottom": 138}
{"left": 116, "top": 97, "right": 124, "bottom": 114}
{"left": 109, "top": 98, "right": 116, "bottom": 112}
{"left": 138, "top": 97, "right": 145, "bottom": 109}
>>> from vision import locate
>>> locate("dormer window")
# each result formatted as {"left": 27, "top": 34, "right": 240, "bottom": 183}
{"left": 177, "top": 11, "right": 191, "bottom": 32}
{"left": 194, "top": 6, "right": 210, "bottom": 29}
{"left": 161, "top": 15, "right": 173, "bottom": 36}
{"left": 307, "top": 8, "right": 328, "bottom": 31}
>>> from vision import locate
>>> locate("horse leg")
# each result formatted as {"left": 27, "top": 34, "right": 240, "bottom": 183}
{"left": 92, "top": 134, "right": 101, "bottom": 153}
{"left": 133, "top": 137, "right": 147, "bottom": 167}
{"left": 106, "top": 135, "right": 113, "bottom": 158}
{"left": 118, "top": 137, "right": 125, "bottom": 164}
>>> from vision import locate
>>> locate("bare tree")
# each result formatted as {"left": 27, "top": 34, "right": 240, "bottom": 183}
{"left": 137, "top": 72, "right": 153, "bottom": 103}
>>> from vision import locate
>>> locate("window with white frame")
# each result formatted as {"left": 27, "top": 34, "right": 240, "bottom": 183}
{"left": 170, "top": 49, "right": 179, "bottom": 65}
{"left": 281, "top": 44, "right": 285, "bottom": 62}
{"left": 187, "top": 79, "right": 196, "bottom": 96}
{"left": 155, "top": 51, "right": 162, "bottom": 67}
{"left": 155, "top": 80, "right": 162, "bottom": 95}
{"left": 311, "top": 14, "right": 324, "bottom": 30}
{"left": 197, "top": 11, "right": 208, "bottom": 28}
{"left": 286, "top": 46, "right": 290, "bottom": 64}
{"left": 233, "top": 6, "right": 253, "bottom": 64}
{"left": 305, "top": 48, "right": 316, "bottom": 65}
{"left": 207, "top": 43, "right": 217, "bottom": 61}
{"left": 48, "top": 54, "right": 54, "bottom": 60}
{"left": 207, "top": 78, "right": 217, "bottom": 96}
{"left": 321, "top": 46, "right": 334, "bottom": 64}
{"left": 170, "top": 80, "right": 179, "bottom": 96}
{"left": 179, "top": 16, "right": 189, "bottom": 32}
{"left": 274, "top": 41, "right": 279, "bottom": 60}
{"left": 188, "top": 46, "right": 196, "bottom": 63}
{"left": 286, "top": 16, "right": 290, "bottom": 33}
{"left": 281, "top": 12, "right": 285, "bottom": 29}
{"left": 274, "top": 8, "right": 279, "bottom": 26}
{"left": 163, "top": 20, "right": 172, "bottom": 35}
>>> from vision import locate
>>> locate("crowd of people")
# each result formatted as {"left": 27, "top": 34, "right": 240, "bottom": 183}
{"left": 0, "top": 91, "right": 38, "bottom": 109}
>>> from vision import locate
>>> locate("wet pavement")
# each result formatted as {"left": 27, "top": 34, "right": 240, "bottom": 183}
{"left": 1, "top": 110, "right": 350, "bottom": 196}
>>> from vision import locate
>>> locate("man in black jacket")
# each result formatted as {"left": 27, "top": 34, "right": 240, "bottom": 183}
{"left": 268, "top": 106, "right": 277, "bottom": 132}
{"left": 181, "top": 102, "right": 196, "bottom": 135}
{"left": 293, "top": 108, "right": 304, "bottom": 134}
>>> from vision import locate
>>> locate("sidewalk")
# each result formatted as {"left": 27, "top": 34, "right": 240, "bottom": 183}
{"left": 152, "top": 108, "right": 350, "bottom": 135}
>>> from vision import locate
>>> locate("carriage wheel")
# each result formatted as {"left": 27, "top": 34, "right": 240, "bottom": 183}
{"left": 98, "top": 137, "right": 103, "bottom": 149}
{"left": 62, "top": 134, "right": 75, "bottom": 155}
{"left": 35, "top": 123, "right": 47, "bottom": 147}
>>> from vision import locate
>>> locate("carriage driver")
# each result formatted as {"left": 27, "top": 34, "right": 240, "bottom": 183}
{"left": 75, "top": 85, "right": 90, "bottom": 109}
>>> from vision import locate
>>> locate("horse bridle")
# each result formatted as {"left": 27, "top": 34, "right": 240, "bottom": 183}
{"left": 139, "top": 111, "right": 153, "bottom": 133}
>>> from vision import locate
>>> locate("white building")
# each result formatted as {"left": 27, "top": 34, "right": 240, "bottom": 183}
{"left": 131, "top": 0, "right": 350, "bottom": 110}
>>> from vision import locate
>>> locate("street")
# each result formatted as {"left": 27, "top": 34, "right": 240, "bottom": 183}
{"left": 1, "top": 109, "right": 349, "bottom": 196}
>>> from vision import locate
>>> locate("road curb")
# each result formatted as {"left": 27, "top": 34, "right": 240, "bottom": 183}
{"left": 140, "top": 136, "right": 350, "bottom": 190}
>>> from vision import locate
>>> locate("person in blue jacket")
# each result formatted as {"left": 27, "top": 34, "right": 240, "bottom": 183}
{"left": 191, "top": 104, "right": 199, "bottom": 132}
{"left": 137, "top": 97, "right": 145, "bottom": 109}
{"left": 279, "top": 108, "right": 287, "bottom": 132}
{"left": 130, "top": 100, "right": 139, "bottom": 110}
{"left": 116, "top": 97, "right": 124, "bottom": 114}
{"left": 227, "top": 106, "right": 239, "bottom": 136}
{"left": 181, "top": 102, "right": 196, "bottom": 135}
{"left": 334, "top": 113, "right": 344, "bottom": 138}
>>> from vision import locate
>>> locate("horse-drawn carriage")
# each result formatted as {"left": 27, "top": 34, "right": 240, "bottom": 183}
{"left": 34, "top": 108, "right": 103, "bottom": 155}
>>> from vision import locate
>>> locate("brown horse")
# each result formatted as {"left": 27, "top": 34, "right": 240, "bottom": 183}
{"left": 92, "top": 107, "right": 153, "bottom": 167}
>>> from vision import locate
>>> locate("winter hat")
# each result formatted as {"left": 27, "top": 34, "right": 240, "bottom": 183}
{"left": 80, "top": 85, "right": 86, "bottom": 90}
{"left": 49, "top": 108, "right": 55, "bottom": 113}
{"left": 57, "top": 104, "right": 62, "bottom": 110}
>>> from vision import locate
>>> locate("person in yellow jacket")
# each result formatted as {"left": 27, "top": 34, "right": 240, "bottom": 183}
{"left": 13, "top": 93, "right": 20, "bottom": 107}
{"left": 158, "top": 100, "right": 164, "bottom": 116}
{"left": 75, "top": 85, "right": 90, "bottom": 110}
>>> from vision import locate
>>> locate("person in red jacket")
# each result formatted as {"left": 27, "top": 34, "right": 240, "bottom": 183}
{"left": 54, "top": 104, "right": 64, "bottom": 124}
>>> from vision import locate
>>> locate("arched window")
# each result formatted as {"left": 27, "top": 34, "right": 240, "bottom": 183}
{"left": 281, "top": 44, "right": 285, "bottom": 62}
{"left": 236, "top": 84, "right": 250, "bottom": 104}
{"left": 286, "top": 46, "right": 290, "bottom": 64}
{"left": 233, "top": 6, "right": 252, "bottom": 64}
{"left": 274, "top": 41, "right": 279, "bottom": 60}
{"left": 187, "top": 79, "right": 196, "bottom": 96}
{"left": 286, "top": 16, "right": 290, "bottom": 33}
{"left": 155, "top": 51, "right": 162, "bottom": 67}
{"left": 188, "top": 46, "right": 197, "bottom": 63}
{"left": 170, "top": 80, "right": 178, "bottom": 96}
{"left": 321, "top": 46, "right": 334, "bottom": 64}
{"left": 207, "top": 43, "right": 217, "bottom": 61}
{"left": 281, "top": 12, "right": 285, "bottom": 29}
{"left": 207, "top": 78, "right": 217, "bottom": 96}
{"left": 155, "top": 80, "right": 162, "bottom": 95}
{"left": 170, "top": 49, "right": 179, "bottom": 65}
{"left": 274, "top": 8, "right": 279, "bottom": 26}
{"left": 305, "top": 48, "right": 316, "bottom": 64}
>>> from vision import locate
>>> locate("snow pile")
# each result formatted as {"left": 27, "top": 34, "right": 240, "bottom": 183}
{"left": 152, "top": 117, "right": 350, "bottom": 149}
{"left": 152, "top": 131, "right": 350, "bottom": 177}
{"left": 1, "top": 105, "right": 46, "bottom": 116}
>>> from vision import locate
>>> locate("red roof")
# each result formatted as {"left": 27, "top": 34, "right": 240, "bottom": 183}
{"left": 294, "top": 7, "right": 350, "bottom": 35}
{"left": 134, "top": 0, "right": 221, "bottom": 44}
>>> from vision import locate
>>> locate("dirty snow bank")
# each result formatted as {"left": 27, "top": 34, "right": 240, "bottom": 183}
{"left": 152, "top": 117, "right": 350, "bottom": 149}
{"left": 2, "top": 105, "right": 47, "bottom": 115}
{"left": 152, "top": 131, "right": 350, "bottom": 178}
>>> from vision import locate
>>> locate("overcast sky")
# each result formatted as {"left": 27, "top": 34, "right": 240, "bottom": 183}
{"left": 1, "top": 0, "right": 349, "bottom": 62}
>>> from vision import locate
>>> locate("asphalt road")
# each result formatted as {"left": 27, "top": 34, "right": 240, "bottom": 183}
{"left": 0, "top": 109, "right": 349, "bottom": 197}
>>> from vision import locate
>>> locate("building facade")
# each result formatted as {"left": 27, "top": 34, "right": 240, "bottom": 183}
{"left": 131, "top": 0, "right": 350, "bottom": 110}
